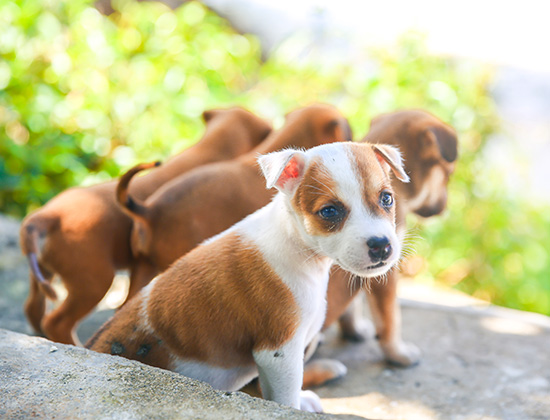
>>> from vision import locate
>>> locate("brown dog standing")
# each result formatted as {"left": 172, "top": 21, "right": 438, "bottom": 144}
{"left": 19, "top": 108, "right": 271, "bottom": 345}
{"left": 117, "top": 104, "right": 352, "bottom": 283}
{"left": 303, "top": 110, "right": 458, "bottom": 387}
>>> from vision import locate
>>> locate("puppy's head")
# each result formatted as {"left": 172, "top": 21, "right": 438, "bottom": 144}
{"left": 202, "top": 107, "right": 272, "bottom": 148}
{"left": 366, "top": 110, "right": 458, "bottom": 217}
{"left": 259, "top": 142, "right": 409, "bottom": 277}
{"left": 283, "top": 104, "right": 353, "bottom": 147}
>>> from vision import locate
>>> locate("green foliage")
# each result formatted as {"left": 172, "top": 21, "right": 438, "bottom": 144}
{"left": 1, "top": 0, "right": 548, "bottom": 315}
{"left": 1, "top": 0, "right": 263, "bottom": 214}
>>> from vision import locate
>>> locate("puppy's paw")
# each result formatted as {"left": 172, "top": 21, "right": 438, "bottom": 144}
{"left": 300, "top": 390, "right": 323, "bottom": 413}
{"left": 303, "top": 358, "right": 348, "bottom": 389}
{"left": 381, "top": 340, "right": 421, "bottom": 367}
{"left": 340, "top": 317, "right": 375, "bottom": 342}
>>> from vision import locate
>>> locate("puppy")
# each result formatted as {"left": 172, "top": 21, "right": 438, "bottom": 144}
{"left": 303, "top": 110, "right": 457, "bottom": 388}
{"left": 86, "top": 141, "right": 410, "bottom": 412}
{"left": 19, "top": 108, "right": 271, "bottom": 345}
{"left": 117, "top": 104, "right": 352, "bottom": 285}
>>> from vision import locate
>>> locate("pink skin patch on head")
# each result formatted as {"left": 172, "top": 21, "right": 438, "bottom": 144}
{"left": 278, "top": 159, "right": 300, "bottom": 188}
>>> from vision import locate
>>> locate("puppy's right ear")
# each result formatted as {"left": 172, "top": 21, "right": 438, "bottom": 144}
{"left": 202, "top": 109, "right": 221, "bottom": 122}
{"left": 258, "top": 149, "right": 307, "bottom": 194}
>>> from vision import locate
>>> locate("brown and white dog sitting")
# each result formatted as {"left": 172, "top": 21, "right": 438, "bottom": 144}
{"left": 303, "top": 110, "right": 458, "bottom": 388}
{"left": 19, "top": 108, "right": 271, "bottom": 345}
{"left": 117, "top": 104, "right": 352, "bottom": 287}
{"left": 86, "top": 141, "right": 410, "bottom": 412}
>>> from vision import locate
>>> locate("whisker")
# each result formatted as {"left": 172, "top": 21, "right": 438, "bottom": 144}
{"left": 309, "top": 175, "right": 337, "bottom": 197}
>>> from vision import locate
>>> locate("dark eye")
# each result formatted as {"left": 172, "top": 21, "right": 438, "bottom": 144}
{"left": 380, "top": 192, "right": 393, "bottom": 208}
{"left": 318, "top": 206, "right": 340, "bottom": 220}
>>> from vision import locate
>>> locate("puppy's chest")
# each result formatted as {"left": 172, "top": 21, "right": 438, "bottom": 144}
{"left": 285, "top": 269, "right": 330, "bottom": 345}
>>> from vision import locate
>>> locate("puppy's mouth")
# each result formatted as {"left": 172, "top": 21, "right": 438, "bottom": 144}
{"left": 335, "top": 259, "right": 392, "bottom": 277}
{"left": 367, "top": 261, "right": 386, "bottom": 270}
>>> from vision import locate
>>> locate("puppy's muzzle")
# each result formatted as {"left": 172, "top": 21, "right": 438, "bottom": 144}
{"left": 367, "top": 236, "right": 392, "bottom": 263}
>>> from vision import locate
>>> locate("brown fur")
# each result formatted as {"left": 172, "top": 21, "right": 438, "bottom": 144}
{"left": 348, "top": 144, "right": 395, "bottom": 218}
{"left": 87, "top": 233, "right": 300, "bottom": 369}
{"left": 20, "top": 108, "right": 272, "bottom": 345}
{"left": 303, "top": 109, "right": 458, "bottom": 387}
{"left": 292, "top": 158, "right": 349, "bottom": 236}
{"left": 119, "top": 104, "right": 352, "bottom": 280}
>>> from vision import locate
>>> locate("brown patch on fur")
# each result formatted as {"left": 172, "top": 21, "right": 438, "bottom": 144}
{"left": 347, "top": 143, "right": 395, "bottom": 220}
{"left": 86, "top": 295, "right": 172, "bottom": 370}
{"left": 292, "top": 158, "right": 349, "bottom": 236}
{"left": 141, "top": 233, "right": 300, "bottom": 368}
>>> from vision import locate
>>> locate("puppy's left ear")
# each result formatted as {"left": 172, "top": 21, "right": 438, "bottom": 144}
{"left": 258, "top": 149, "right": 307, "bottom": 194}
{"left": 373, "top": 144, "right": 410, "bottom": 183}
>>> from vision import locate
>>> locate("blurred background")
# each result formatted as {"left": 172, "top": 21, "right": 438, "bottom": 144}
{"left": 1, "top": 0, "right": 549, "bottom": 315}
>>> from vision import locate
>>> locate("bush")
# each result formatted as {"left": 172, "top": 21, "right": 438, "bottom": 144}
{"left": 1, "top": 0, "right": 548, "bottom": 315}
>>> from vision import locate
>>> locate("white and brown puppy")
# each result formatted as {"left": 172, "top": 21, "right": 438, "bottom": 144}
{"left": 86, "top": 141, "right": 409, "bottom": 412}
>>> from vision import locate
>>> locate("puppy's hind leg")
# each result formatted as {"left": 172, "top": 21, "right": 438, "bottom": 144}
{"left": 124, "top": 258, "right": 159, "bottom": 305}
{"left": 338, "top": 296, "right": 375, "bottom": 342}
{"left": 42, "top": 263, "right": 115, "bottom": 346}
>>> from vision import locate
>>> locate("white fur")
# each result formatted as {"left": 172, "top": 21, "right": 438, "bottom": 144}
{"left": 139, "top": 277, "right": 159, "bottom": 335}
{"left": 170, "top": 359, "right": 258, "bottom": 391}
{"left": 404, "top": 165, "right": 446, "bottom": 212}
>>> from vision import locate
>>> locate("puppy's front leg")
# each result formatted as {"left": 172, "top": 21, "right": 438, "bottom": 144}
{"left": 253, "top": 337, "right": 322, "bottom": 412}
{"left": 367, "top": 271, "right": 420, "bottom": 366}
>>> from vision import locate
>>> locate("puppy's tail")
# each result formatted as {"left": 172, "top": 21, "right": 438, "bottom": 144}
{"left": 116, "top": 161, "right": 161, "bottom": 223}
{"left": 20, "top": 216, "right": 58, "bottom": 300}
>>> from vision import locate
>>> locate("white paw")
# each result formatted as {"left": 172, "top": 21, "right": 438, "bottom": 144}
{"left": 381, "top": 340, "right": 421, "bottom": 367}
{"left": 300, "top": 390, "right": 323, "bottom": 413}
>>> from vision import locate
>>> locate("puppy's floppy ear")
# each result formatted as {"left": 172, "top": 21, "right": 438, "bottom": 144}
{"left": 426, "top": 125, "right": 458, "bottom": 163}
{"left": 373, "top": 144, "right": 410, "bottom": 183}
{"left": 258, "top": 149, "right": 307, "bottom": 194}
{"left": 202, "top": 109, "right": 222, "bottom": 123}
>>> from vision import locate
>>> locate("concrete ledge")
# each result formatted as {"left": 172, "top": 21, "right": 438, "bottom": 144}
{"left": 0, "top": 329, "right": 335, "bottom": 420}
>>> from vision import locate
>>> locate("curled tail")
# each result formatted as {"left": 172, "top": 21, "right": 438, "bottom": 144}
{"left": 20, "top": 219, "right": 57, "bottom": 300}
{"left": 116, "top": 161, "right": 161, "bottom": 222}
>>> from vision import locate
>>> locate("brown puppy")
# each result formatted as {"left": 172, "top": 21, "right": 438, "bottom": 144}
{"left": 118, "top": 104, "right": 352, "bottom": 282}
{"left": 302, "top": 110, "right": 457, "bottom": 388}
{"left": 19, "top": 108, "right": 272, "bottom": 345}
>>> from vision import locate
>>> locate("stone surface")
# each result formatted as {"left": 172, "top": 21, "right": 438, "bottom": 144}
{"left": 1, "top": 214, "right": 549, "bottom": 420}
{"left": 312, "top": 300, "right": 550, "bottom": 420}
{"left": 0, "top": 329, "right": 334, "bottom": 420}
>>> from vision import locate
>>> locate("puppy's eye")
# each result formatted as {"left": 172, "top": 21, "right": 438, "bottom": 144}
{"left": 379, "top": 192, "right": 393, "bottom": 208}
{"left": 318, "top": 206, "right": 340, "bottom": 220}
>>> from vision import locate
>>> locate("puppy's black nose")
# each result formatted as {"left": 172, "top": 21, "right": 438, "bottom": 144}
{"left": 367, "top": 236, "right": 392, "bottom": 262}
